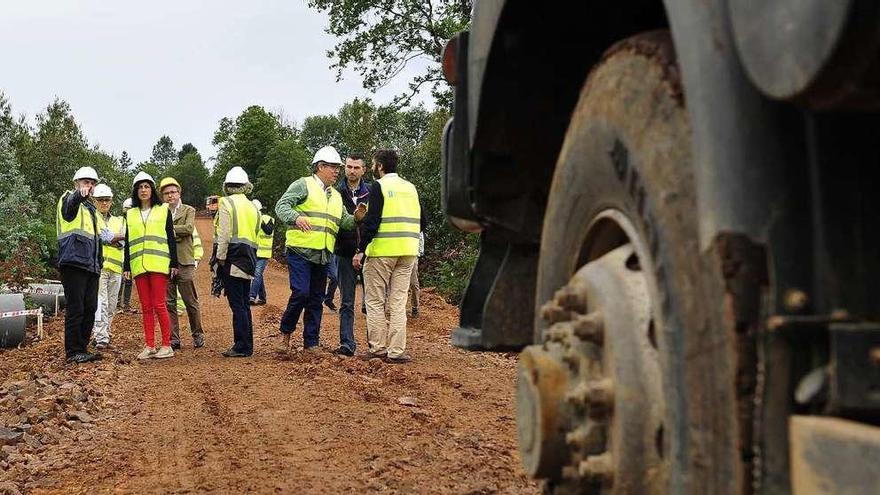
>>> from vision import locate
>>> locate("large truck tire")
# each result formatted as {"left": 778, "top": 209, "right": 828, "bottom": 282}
{"left": 517, "top": 31, "right": 748, "bottom": 493}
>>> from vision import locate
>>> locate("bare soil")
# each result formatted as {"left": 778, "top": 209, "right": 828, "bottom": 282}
{"left": 0, "top": 219, "right": 538, "bottom": 494}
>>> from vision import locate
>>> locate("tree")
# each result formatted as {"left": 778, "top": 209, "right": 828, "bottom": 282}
{"left": 178, "top": 142, "right": 199, "bottom": 161}
{"left": 299, "top": 114, "right": 341, "bottom": 155}
{"left": 253, "top": 138, "right": 311, "bottom": 214}
{"left": 119, "top": 150, "right": 133, "bottom": 170}
{"left": 23, "top": 99, "right": 89, "bottom": 217}
{"left": 210, "top": 106, "right": 287, "bottom": 189}
{"left": 165, "top": 152, "right": 210, "bottom": 208}
{"left": 307, "top": 0, "right": 471, "bottom": 106}
{"left": 0, "top": 140, "right": 47, "bottom": 286}
{"left": 150, "top": 135, "right": 177, "bottom": 171}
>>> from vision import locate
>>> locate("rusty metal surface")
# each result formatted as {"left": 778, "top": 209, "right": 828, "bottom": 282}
{"left": 790, "top": 415, "right": 880, "bottom": 494}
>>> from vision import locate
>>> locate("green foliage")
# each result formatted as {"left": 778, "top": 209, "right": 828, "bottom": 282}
{"left": 299, "top": 114, "right": 341, "bottom": 155}
{"left": 118, "top": 150, "right": 133, "bottom": 170}
{"left": 0, "top": 139, "right": 47, "bottom": 287}
{"left": 23, "top": 99, "right": 89, "bottom": 219}
{"left": 308, "top": 0, "right": 471, "bottom": 106}
{"left": 178, "top": 142, "right": 199, "bottom": 161}
{"left": 150, "top": 135, "right": 177, "bottom": 171}
{"left": 211, "top": 106, "right": 290, "bottom": 191}
{"left": 164, "top": 152, "right": 211, "bottom": 208}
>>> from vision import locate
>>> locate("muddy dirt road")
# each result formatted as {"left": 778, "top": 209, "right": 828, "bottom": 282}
{"left": 0, "top": 218, "right": 537, "bottom": 494}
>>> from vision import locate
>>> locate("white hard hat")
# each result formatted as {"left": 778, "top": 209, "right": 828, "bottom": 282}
{"left": 73, "top": 166, "right": 98, "bottom": 181}
{"left": 224, "top": 166, "right": 249, "bottom": 185}
{"left": 312, "top": 146, "right": 342, "bottom": 165}
{"left": 132, "top": 171, "right": 155, "bottom": 187}
{"left": 122, "top": 198, "right": 133, "bottom": 209}
{"left": 252, "top": 199, "right": 263, "bottom": 211}
{"left": 93, "top": 184, "right": 113, "bottom": 198}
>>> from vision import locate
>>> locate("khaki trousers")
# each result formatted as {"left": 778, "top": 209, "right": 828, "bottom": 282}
{"left": 408, "top": 259, "right": 420, "bottom": 309}
{"left": 166, "top": 264, "right": 204, "bottom": 345}
{"left": 364, "top": 256, "right": 416, "bottom": 358}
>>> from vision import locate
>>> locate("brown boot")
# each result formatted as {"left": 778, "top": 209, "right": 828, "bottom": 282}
{"left": 276, "top": 333, "right": 291, "bottom": 354}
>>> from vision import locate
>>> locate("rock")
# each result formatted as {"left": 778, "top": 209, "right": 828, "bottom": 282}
{"left": 0, "top": 481, "right": 21, "bottom": 495}
{"left": 21, "top": 434, "right": 41, "bottom": 451}
{"left": 13, "top": 424, "right": 31, "bottom": 433}
{"left": 397, "top": 396, "right": 419, "bottom": 407}
{"left": 0, "top": 429, "right": 22, "bottom": 446}
{"left": 67, "top": 410, "right": 93, "bottom": 423}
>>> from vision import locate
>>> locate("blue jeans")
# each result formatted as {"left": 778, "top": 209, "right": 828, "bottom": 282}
{"left": 249, "top": 258, "right": 268, "bottom": 301}
{"left": 324, "top": 254, "right": 338, "bottom": 303}
{"left": 279, "top": 251, "right": 327, "bottom": 348}
{"left": 222, "top": 266, "right": 253, "bottom": 355}
{"left": 337, "top": 256, "right": 357, "bottom": 352}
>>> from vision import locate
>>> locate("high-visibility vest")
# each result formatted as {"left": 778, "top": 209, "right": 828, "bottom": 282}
{"left": 285, "top": 176, "right": 344, "bottom": 252}
{"left": 192, "top": 227, "right": 203, "bottom": 261}
{"left": 98, "top": 215, "right": 125, "bottom": 273}
{"left": 365, "top": 174, "right": 421, "bottom": 257}
{"left": 215, "top": 194, "right": 259, "bottom": 274}
{"left": 126, "top": 204, "right": 171, "bottom": 277}
{"left": 56, "top": 192, "right": 99, "bottom": 272}
{"left": 257, "top": 214, "right": 274, "bottom": 259}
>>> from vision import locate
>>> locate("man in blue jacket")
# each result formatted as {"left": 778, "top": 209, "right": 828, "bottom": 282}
{"left": 332, "top": 153, "right": 371, "bottom": 356}
{"left": 56, "top": 166, "right": 106, "bottom": 363}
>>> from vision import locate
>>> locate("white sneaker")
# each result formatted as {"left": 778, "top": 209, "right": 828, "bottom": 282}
{"left": 154, "top": 346, "right": 175, "bottom": 359}
{"left": 137, "top": 347, "right": 157, "bottom": 360}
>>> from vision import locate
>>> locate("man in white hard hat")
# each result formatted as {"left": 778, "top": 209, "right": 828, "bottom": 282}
{"left": 213, "top": 166, "right": 261, "bottom": 357}
{"left": 90, "top": 184, "right": 126, "bottom": 349}
{"left": 116, "top": 197, "right": 135, "bottom": 314}
{"left": 274, "top": 146, "right": 366, "bottom": 354}
{"left": 248, "top": 199, "right": 275, "bottom": 305}
{"left": 159, "top": 176, "right": 205, "bottom": 349}
{"left": 57, "top": 166, "right": 104, "bottom": 363}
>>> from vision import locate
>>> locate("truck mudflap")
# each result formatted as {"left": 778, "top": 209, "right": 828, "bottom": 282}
{"left": 790, "top": 415, "right": 880, "bottom": 494}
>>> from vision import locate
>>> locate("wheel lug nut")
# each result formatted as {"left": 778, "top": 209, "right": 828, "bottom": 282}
{"left": 586, "top": 378, "right": 615, "bottom": 412}
{"left": 565, "top": 423, "right": 605, "bottom": 451}
{"left": 573, "top": 311, "right": 603, "bottom": 344}
{"left": 557, "top": 286, "right": 587, "bottom": 313}
{"left": 541, "top": 302, "right": 570, "bottom": 324}
{"left": 579, "top": 452, "right": 614, "bottom": 484}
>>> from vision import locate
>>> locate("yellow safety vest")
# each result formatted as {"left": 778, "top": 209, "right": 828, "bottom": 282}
{"left": 99, "top": 215, "right": 125, "bottom": 273}
{"left": 126, "top": 204, "right": 171, "bottom": 277}
{"left": 285, "top": 176, "right": 344, "bottom": 252}
{"left": 257, "top": 214, "right": 274, "bottom": 259}
{"left": 192, "top": 227, "right": 203, "bottom": 261}
{"left": 365, "top": 174, "right": 421, "bottom": 257}
{"left": 214, "top": 194, "right": 259, "bottom": 273}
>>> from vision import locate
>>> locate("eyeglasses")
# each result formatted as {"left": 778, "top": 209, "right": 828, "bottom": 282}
{"left": 95, "top": 198, "right": 112, "bottom": 203}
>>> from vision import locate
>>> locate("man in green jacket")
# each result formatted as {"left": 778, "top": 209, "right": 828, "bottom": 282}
{"left": 274, "top": 145, "right": 366, "bottom": 354}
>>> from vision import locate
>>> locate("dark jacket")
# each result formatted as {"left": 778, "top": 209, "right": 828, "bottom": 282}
{"left": 334, "top": 178, "right": 371, "bottom": 258}
{"left": 57, "top": 190, "right": 103, "bottom": 274}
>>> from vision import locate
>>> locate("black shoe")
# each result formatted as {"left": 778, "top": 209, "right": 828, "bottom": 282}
{"left": 248, "top": 298, "right": 257, "bottom": 306}
{"left": 221, "top": 348, "right": 251, "bottom": 358}
{"left": 257, "top": 299, "right": 267, "bottom": 306}
{"left": 66, "top": 353, "right": 90, "bottom": 364}
{"left": 385, "top": 354, "right": 412, "bottom": 364}
{"left": 85, "top": 351, "right": 103, "bottom": 362}
{"left": 324, "top": 300, "right": 337, "bottom": 312}
{"left": 171, "top": 342, "right": 181, "bottom": 350}
{"left": 334, "top": 346, "right": 355, "bottom": 357}
{"left": 411, "top": 307, "right": 419, "bottom": 318}
{"left": 193, "top": 335, "right": 205, "bottom": 348}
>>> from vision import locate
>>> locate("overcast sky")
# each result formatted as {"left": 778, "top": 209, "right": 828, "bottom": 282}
{"left": 1, "top": 0, "right": 431, "bottom": 166}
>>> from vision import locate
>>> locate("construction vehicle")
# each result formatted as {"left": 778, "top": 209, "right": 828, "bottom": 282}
{"left": 441, "top": 1, "right": 880, "bottom": 493}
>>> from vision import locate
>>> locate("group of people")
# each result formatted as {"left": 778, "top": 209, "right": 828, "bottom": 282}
{"left": 56, "top": 145, "right": 424, "bottom": 364}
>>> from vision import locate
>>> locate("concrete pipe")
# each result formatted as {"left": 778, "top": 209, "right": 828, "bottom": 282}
{"left": 0, "top": 293, "right": 26, "bottom": 348}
